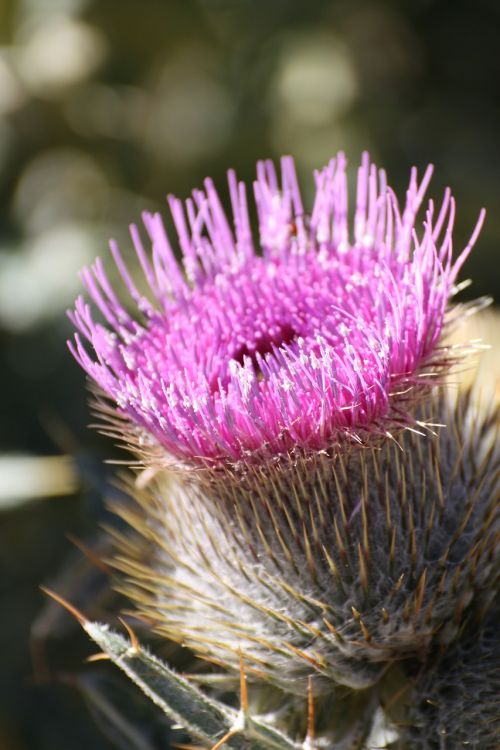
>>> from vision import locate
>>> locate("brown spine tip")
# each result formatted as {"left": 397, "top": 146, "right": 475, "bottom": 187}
{"left": 66, "top": 533, "right": 113, "bottom": 575}
{"left": 40, "top": 586, "right": 88, "bottom": 627}
{"left": 323, "top": 617, "right": 344, "bottom": 643}
{"left": 413, "top": 568, "right": 428, "bottom": 624}
{"left": 358, "top": 618, "right": 372, "bottom": 643}
{"left": 86, "top": 652, "right": 112, "bottom": 663}
{"left": 285, "top": 642, "right": 324, "bottom": 670}
{"left": 118, "top": 616, "right": 141, "bottom": 653}
{"left": 306, "top": 675, "right": 316, "bottom": 747}
{"left": 357, "top": 542, "right": 369, "bottom": 592}
{"left": 238, "top": 652, "right": 248, "bottom": 714}
{"left": 209, "top": 729, "right": 239, "bottom": 750}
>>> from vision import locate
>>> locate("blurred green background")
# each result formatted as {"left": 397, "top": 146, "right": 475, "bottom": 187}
{"left": 0, "top": 0, "right": 499, "bottom": 748}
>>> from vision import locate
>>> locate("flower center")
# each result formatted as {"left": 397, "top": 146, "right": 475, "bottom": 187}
{"left": 231, "top": 323, "right": 299, "bottom": 377}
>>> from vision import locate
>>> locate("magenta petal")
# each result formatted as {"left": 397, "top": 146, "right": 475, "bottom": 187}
{"left": 69, "top": 152, "right": 484, "bottom": 465}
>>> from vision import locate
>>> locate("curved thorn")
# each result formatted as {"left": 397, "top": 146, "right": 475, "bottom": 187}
{"left": 40, "top": 587, "right": 88, "bottom": 627}
{"left": 86, "top": 652, "right": 112, "bottom": 663}
{"left": 66, "top": 533, "right": 113, "bottom": 575}
{"left": 118, "top": 616, "right": 141, "bottom": 653}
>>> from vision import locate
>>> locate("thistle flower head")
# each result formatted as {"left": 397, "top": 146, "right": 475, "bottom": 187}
{"left": 69, "top": 153, "right": 484, "bottom": 467}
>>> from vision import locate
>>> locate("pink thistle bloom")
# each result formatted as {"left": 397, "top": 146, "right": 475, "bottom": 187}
{"left": 69, "top": 152, "right": 484, "bottom": 465}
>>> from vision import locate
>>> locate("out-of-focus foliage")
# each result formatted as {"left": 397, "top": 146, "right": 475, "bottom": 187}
{"left": 1, "top": 1, "right": 499, "bottom": 748}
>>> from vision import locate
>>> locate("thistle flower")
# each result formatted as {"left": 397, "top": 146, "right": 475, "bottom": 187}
{"left": 111, "top": 393, "right": 499, "bottom": 693}
{"left": 68, "top": 154, "right": 498, "bottom": 746}
{"left": 69, "top": 153, "right": 484, "bottom": 467}
{"left": 66, "top": 154, "right": 500, "bottom": 750}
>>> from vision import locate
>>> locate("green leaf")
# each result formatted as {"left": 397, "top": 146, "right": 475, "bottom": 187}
{"left": 84, "top": 621, "right": 301, "bottom": 750}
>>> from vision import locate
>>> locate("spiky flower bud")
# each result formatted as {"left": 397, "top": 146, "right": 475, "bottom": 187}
{"left": 111, "top": 393, "right": 498, "bottom": 693}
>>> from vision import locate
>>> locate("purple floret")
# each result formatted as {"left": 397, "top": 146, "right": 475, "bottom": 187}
{"left": 69, "top": 152, "right": 484, "bottom": 465}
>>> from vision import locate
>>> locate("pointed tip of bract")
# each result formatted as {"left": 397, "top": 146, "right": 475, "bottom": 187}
{"left": 40, "top": 586, "right": 89, "bottom": 627}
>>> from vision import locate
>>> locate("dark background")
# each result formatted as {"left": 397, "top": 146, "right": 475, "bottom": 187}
{"left": 0, "top": 1, "right": 499, "bottom": 748}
